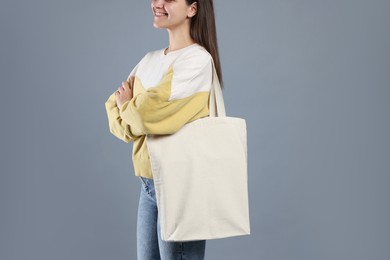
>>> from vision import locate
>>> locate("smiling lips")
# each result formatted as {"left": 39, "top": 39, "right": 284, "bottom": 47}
{"left": 155, "top": 13, "right": 168, "bottom": 16}
{"left": 154, "top": 10, "right": 168, "bottom": 17}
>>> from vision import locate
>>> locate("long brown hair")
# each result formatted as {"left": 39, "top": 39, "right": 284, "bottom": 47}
{"left": 186, "top": 0, "right": 223, "bottom": 88}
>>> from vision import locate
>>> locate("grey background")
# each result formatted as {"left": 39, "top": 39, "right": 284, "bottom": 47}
{"left": 1, "top": 0, "right": 389, "bottom": 259}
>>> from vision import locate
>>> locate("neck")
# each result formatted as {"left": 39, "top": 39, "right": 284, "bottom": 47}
{"left": 166, "top": 22, "right": 195, "bottom": 53}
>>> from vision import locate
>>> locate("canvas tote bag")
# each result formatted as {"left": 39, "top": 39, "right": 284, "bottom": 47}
{"left": 146, "top": 59, "right": 250, "bottom": 242}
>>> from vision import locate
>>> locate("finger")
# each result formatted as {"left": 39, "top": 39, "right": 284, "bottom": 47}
{"left": 128, "top": 76, "right": 135, "bottom": 88}
{"left": 122, "top": 81, "right": 130, "bottom": 90}
{"left": 117, "top": 85, "right": 125, "bottom": 92}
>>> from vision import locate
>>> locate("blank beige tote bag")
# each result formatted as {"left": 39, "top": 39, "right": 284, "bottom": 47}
{"left": 146, "top": 59, "right": 250, "bottom": 242}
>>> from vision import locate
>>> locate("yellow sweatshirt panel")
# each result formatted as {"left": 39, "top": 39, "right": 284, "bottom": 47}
{"left": 119, "top": 67, "right": 210, "bottom": 135}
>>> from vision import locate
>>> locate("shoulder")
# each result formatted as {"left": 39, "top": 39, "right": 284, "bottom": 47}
{"left": 172, "top": 44, "right": 213, "bottom": 81}
{"left": 169, "top": 44, "right": 213, "bottom": 100}
{"left": 173, "top": 44, "right": 212, "bottom": 69}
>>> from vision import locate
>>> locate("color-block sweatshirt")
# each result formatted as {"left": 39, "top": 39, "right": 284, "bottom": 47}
{"left": 105, "top": 43, "right": 213, "bottom": 179}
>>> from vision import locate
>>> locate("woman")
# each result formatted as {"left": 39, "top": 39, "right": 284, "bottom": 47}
{"left": 105, "top": 0, "right": 223, "bottom": 259}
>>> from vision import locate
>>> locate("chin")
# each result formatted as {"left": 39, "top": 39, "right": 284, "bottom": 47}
{"left": 153, "top": 23, "right": 167, "bottom": 29}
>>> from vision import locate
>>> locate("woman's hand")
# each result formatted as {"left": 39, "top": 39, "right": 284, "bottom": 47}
{"left": 115, "top": 76, "right": 135, "bottom": 110}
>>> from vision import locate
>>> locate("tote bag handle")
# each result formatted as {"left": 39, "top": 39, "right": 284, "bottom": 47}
{"left": 209, "top": 59, "right": 226, "bottom": 118}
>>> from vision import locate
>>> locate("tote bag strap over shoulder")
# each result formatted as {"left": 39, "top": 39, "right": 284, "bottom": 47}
{"left": 209, "top": 59, "right": 226, "bottom": 117}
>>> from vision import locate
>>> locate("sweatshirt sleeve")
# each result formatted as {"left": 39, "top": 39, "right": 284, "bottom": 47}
{"left": 118, "top": 52, "right": 213, "bottom": 135}
{"left": 104, "top": 62, "right": 141, "bottom": 143}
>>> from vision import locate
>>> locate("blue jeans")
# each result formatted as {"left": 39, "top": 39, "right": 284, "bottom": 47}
{"left": 137, "top": 177, "right": 206, "bottom": 260}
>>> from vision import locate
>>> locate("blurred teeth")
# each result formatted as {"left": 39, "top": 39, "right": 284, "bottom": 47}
{"left": 155, "top": 12, "right": 167, "bottom": 16}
